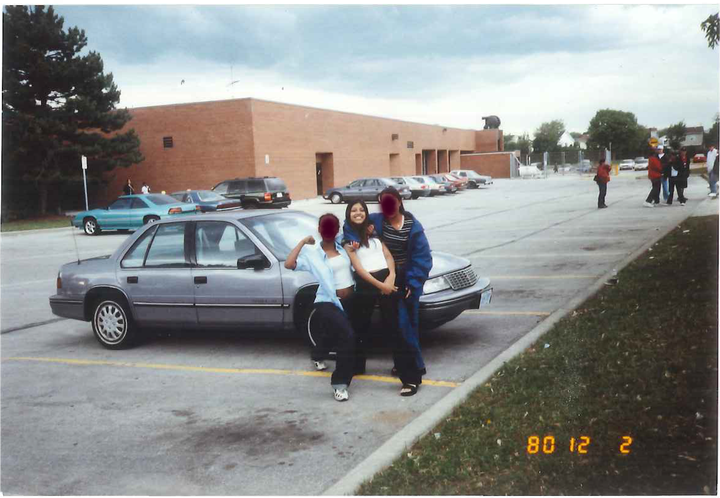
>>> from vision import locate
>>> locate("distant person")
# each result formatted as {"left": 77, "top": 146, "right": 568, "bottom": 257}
{"left": 657, "top": 145, "right": 670, "bottom": 201}
{"left": 122, "top": 179, "right": 134, "bottom": 196}
{"left": 707, "top": 144, "right": 718, "bottom": 198}
{"left": 668, "top": 148, "right": 689, "bottom": 206}
{"left": 644, "top": 147, "right": 663, "bottom": 207}
{"left": 595, "top": 158, "right": 611, "bottom": 209}
{"left": 141, "top": 182, "right": 151, "bottom": 194}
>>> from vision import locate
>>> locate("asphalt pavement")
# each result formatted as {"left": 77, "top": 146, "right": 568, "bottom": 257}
{"left": 1, "top": 170, "right": 717, "bottom": 494}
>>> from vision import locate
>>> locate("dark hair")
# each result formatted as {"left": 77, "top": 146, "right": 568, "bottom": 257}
{"left": 345, "top": 200, "right": 371, "bottom": 248}
{"left": 318, "top": 212, "right": 339, "bottom": 226}
{"left": 598, "top": 158, "right": 605, "bottom": 164}
{"left": 379, "top": 186, "right": 406, "bottom": 215}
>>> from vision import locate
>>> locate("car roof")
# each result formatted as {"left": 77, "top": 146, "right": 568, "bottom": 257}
{"left": 150, "top": 209, "right": 314, "bottom": 225}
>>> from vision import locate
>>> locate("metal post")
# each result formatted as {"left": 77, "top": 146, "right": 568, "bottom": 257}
{"left": 81, "top": 155, "right": 89, "bottom": 211}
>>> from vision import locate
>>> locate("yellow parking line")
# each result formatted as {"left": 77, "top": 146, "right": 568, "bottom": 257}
{"left": 464, "top": 310, "right": 552, "bottom": 316}
{"left": 4, "top": 357, "right": 459, "bottom": 388}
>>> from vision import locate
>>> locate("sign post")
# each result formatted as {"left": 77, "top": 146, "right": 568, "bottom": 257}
{"left": 81, "top": 155, "right": 89, "bottom": 211}
{"left": 649, "top": 137, "right": 659, "bottom": 148}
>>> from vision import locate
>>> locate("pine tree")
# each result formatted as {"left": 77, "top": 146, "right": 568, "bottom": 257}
{"left": 2, "top": 5, "right": 143, "bottom": 215}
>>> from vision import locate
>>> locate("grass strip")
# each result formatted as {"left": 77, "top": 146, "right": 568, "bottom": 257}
{"left": 0, "top": 215, "right": 71, "bottom": 232}
{"left": 360, "top": 215, "right": 718, "bottom": 495}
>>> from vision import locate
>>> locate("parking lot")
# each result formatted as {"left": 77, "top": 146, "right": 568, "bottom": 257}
{"left": 1, "top": 171, "right": 716, "bottom": 494}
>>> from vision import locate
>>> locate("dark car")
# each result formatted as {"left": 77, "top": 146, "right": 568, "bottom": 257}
{"left": 50, "top": 210, "right": 492, "bottom": 349}
{"left": 171, "top": 190, "right": 242, "bottom": 212}
{"left": 324, "top": 177, "right": 411, "bottom": 204}
{"left": 428, "top": 174, "right": 458, "bottom": 194}
{"left": 212, "top": 177, "right": 291, "bottom": 209}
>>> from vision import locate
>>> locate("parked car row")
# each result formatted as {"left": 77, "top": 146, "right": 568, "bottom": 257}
{"left": 323, "top": 171, "right": 493, "bottom": 204}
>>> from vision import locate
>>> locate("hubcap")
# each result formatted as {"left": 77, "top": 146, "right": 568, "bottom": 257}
{"left": 85, "top": 221, "right": 95, "bottom": 234}
{"left": 95, "top": 303, "right": 126, "bottom": 343}
{"left": 332, "top": 194, "right": 340, "bottom": 203}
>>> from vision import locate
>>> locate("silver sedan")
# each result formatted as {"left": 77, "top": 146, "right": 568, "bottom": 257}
{"left": 49, "top": 211, "right": 492, "bottom": 349}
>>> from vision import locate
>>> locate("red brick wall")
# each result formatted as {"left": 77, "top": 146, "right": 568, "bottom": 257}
{"left": 475, "top": 129, "right": 503, "bottom": 153}
{"left": 460, "top": 153, "right": 513, "bottom": 178}
{"left": 101, "top": 99, "right": 256, "bottom": 204}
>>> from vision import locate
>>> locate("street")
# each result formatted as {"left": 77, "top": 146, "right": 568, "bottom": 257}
{"left": 1, "top": 171, "right": 715, "bottom": 494}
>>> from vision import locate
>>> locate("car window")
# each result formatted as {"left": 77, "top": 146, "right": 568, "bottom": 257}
{"left": 458, "top": 172, "right": 467, "bottom": 177}
{"left": 391, "top": 177, "right": 405, "bottom": 185}
{"left": 170, "top": 193, "right": 184, "bottom": 202}
{"left": 348, "top": 180, "right": 363, "bottom": 188}
{"left": 197, "top": 190, "right": 226, "bottom": 202}
{"left": 144, "top": 223, "right": 188, "bottom": 268}
{"left": 108, "top": 198, "right": 132, "bottom": 210}
{"left": 195, "top": 222, "right": 259, "bottom": 268}
{"left": 265, "top": 178, "right": 287, "bottom": 191}
{"left": 213, "top": 182, "right": 229, "bottom": 195}
{"left": 229, "top": 180, "right": 247, "bottom": 193}
{"left": 362, "top": 179, "right": 379, "bottom": 187}
{"left": 247, "top": 179, "right": 265, "bottom": 192}
{"left": 412, "top": 177, "right": 425, "bottom": 183}
{"left": 131, "top": 198, "right": 149, "bottom": 209}
{"left": 145, "top": 194, "right": 180, "bottom": 205}
{"left": 241, "top": 213, "right": 320, "bottom": 261}
{"left": 121, "top": 226, "right": 158, "bottom": 268}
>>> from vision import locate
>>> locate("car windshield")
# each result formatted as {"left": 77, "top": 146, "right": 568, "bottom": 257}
{"left": 403, "top": 177, "right": 420, "bottom": 185}
{"left": 425, "top": 176, "right": 440, "bottom": 184}
{"left": 170, "top": 193, "right": 185, "bottom": 201}
{"left": 145, "top": 194, "right": 180, "bottom": 205}
{"left": 265, "top": 178, "right": 287, "bottom": 191}
{"left": 241, "top": 212, "right": 321, "bottom": 261}
{"left": 197, "top": 190, "right": 226, "bottom": 201}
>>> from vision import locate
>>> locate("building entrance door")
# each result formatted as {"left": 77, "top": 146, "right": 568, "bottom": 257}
{"left": 316, "top": 162, "right": 323, "bottom": 196}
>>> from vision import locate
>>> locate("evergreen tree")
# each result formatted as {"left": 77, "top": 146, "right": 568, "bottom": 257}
{"left": 2, "top": 5, "right": 143, "bottom": 215}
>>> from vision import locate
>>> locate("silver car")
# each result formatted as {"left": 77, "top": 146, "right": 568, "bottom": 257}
{"left": 49, "top": 211, "right": 492, "bottom": 349}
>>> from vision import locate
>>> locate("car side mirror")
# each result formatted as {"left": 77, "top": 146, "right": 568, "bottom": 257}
{"left": 237, "top": 253, "right": 268, "bottom": 270}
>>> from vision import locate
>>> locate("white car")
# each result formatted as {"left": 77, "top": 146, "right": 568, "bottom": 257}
{"left": 633, "top": 158, "right": 649, "bottom": 171}
{"left": 619, "top": 159, "right": 635, "bottom": 171}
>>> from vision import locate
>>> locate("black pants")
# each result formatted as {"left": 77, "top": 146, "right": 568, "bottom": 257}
{"left": 646, "top": 179, "right": 661, "bottom": 204}
{"left": 309, "top": 302, "right": 355, "bottom": 388}
{"left": 597, "top": 181, "right": 607, "bottom": 207}
{"left": 667, "top": 178, "right": 686, "bottom": 204}
{"left": 352, "top": 268, "right": 392, "bottom": 373}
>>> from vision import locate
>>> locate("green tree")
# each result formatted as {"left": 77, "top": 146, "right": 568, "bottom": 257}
{"left": 701, "top": 12, "right": 719, "bottom": 49}
{"left": 503, "top": 133, "right": 532, "bottom": 155}
{"left": 664, "top": 121, "right": 687, "bottom": 150}
{"left": 532, "top": 120, "right": 565, "bottom": 153}
{"left": 705, "top": 114, "right": 719, "bottom": 147}
{"left": 587, "top": 109, "right": 646, "bottom": 159}
{"left": 2, "top": 5, "right": 143, "bottom": 215}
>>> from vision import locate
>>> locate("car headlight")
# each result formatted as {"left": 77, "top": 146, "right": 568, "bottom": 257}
{"left": 423, "top": 276, "right": 451, "bottom": 295}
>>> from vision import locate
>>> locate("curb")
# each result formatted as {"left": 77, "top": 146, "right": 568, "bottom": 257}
{"left": 1, "top": 226, "right": 74, "bottom": 237}
{"left": 322, "top": 199, "right": 709, "bottom": 496}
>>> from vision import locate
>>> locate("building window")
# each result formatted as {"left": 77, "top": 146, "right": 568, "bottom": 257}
{"left": 407, "top": 141, "right": 414, "bottom": 149}
{"left": 163, "top": 136, "right": 174, "bottom": 148}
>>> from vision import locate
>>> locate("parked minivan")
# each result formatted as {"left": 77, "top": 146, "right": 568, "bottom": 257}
{"left": 212, "top": 177, "right": 291, "bottom": 208}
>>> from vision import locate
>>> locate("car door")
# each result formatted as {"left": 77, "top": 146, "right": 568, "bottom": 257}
{"left": 128, "top": 197, "right": 150, "bottom": 228}
{"left": 361, "top": 179, "right": 381, "bottom": 201}
{"left": 191, "top": 221, "right": 283, "bottom": 328}
{"left": 103, "top": 198, "right": 133, "bottom": 229}
{"left": 119, "top": 222, "right": 197, "bottom": 326}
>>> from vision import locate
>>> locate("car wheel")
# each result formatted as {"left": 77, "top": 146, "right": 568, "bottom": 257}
{"left": 143, "top": 215, "right": 160, "bottom": 225}
{"left": 411, "top": 193, "right": 419, "bottom": 199}
{"left": 91, "top": 298, "right": 137, "bottom": 349}
{"left": 242, "top": 200, "right": 258, "bottom": 209}
{"left": 468, "top": 181, "right": 478, "bottom": 189}
{"left": 83, "top": 217, "right": 101, "bottom": 236}
{"left": 330, "top": 193, "right": 343, "bottom": 204}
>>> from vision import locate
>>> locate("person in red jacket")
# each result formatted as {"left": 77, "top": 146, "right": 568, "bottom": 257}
{"left": 596, "top": 158, "right": 611, "bottom": 208}
{"left": 644, "top": 147, "right": 664, "bottom": 207}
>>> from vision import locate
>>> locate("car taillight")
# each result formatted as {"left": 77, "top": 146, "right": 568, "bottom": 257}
{"left": 168, "top": 207, "right": 183, "bottom": 214}
{"left": 56, "top": 274, "right": 62, "bottom": 289}
{"left": 195, "top": 205, "right": 203, "bottom": 211}
{"left": 264, "top": 193, "right": 272, "bottom": 201}
{"left": 421, "top": 185, "right": 427, "bottom": 189}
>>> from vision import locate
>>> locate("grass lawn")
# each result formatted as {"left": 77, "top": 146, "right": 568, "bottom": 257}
{"left": 0, "top": 215, "right": 72, "bottom": 232}
{"left": 360, "top": 215, "right": 718, "bottom": 495}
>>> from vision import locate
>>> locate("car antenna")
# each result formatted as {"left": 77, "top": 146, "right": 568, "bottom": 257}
{"left": 71, "top": 214, "right": 81, "bottom": 265}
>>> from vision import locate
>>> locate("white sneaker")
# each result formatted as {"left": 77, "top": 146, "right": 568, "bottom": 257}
{"left": 313, "top": 360, "right": 328, "bottom": 371}
{"left": 643, "top": 202, "right": 654, "bottom": 208}
{"left": 680, "top": 202, "right": 686, "bottom": 206}
{"left": 333, "top": 388, "right": 349, "bottom": 402}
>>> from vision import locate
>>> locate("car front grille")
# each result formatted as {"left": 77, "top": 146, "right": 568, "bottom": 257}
{"left": 445, "top": 266, "right": 478, "bottom": 290}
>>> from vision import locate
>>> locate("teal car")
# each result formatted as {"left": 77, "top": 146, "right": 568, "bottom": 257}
{"left": 72, "top": 194, "right": 200, "bottom": 236}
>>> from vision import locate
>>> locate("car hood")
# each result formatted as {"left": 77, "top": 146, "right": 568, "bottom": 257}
{"left": 428, "top": 250, "right": 470, "bottom": 279}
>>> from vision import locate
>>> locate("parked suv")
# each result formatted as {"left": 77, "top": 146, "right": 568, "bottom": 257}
{"left": 212, "top": 177, "right": 291, "bottom": 208}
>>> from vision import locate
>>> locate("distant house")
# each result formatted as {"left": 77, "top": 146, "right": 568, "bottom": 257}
{"left": 575, "top": 134, "right": 589, "bottom": 150}
{"left": 558, "top": 131, "right": 576, "bottom": 148}
{"left": 681, "top": 126, "right": 704, "bottom": 147}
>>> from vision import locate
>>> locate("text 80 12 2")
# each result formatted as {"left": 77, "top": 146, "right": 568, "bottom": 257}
{"left": 526, "top": 435, "right": 633, "bottom": 455}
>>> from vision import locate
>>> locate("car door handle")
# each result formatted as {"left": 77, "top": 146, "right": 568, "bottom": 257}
{"left": 194, "top": 276, "right": 207, "bottom": 284}
{"left": 127, "top": 276, "right": 138, "bottom": 284}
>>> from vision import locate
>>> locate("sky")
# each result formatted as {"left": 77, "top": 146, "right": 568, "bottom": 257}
{"left": 50, "top": 3, "right": 720, "bottom": 139}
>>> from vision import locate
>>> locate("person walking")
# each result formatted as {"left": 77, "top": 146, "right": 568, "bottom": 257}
{"left": 668, "top": 149, "right": 689, "bottom": 206}
{"left": 657, "top": 145, "right": 671, "bottom": 201}
{"left": 343, "top": 200, "right": 398, "bottom": 375}
{"left": 285, "top": 213, "right": 356, "bottom": 402}
{"left": 595, "top": 158, "right": 611, "bottom": 209}
{"left": 707, "top": 144, "right": 718, "bottom": 198}
{"left": 342, "top": 187, "right": 432, "bottom": 396}
{"left": 141, "top": 182, "right": 151, "bottom": 194}
{"left": 122, "top": 179, "right": 134, "bottom": 196}
{"left": 644, "top": 147, "right": 663, "bottom": 207}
